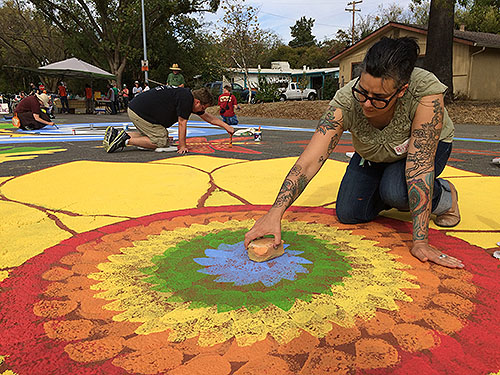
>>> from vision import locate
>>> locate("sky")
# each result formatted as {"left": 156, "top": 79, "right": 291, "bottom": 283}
{"left": 197, "top": 0, "right": 414, "bottom": 44}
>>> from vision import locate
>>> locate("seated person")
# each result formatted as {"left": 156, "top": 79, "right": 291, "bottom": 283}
{"left": 15, "top": 93, "right": 55, "bottom": 130}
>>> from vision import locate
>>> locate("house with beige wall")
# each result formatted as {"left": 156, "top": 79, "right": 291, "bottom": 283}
{"left": 328, "top": 22, "right": 500, "bottom": 100}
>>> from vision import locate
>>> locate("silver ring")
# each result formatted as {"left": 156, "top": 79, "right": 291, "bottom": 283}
{"left": 438, "top": 254, "right": 447, "bottom": 259}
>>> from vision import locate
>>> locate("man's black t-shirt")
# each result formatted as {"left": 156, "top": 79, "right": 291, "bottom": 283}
{"left": 128, "top": 86, "right": 204, "bottom": 128}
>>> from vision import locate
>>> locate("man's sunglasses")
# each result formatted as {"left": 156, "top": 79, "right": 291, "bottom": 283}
{"left": 351, "top": 77, "right": 404, "bottom": 109}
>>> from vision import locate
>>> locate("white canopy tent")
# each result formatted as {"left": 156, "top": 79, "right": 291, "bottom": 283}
{"left": 38, "top": 58, "right": 115, "bottom": 79}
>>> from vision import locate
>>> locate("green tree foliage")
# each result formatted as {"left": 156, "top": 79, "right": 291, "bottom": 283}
{"left": 322, "top": 75, "right": 339, "bottom": 100}
{"left": 408, "top": 0, "right": 431, "bottom": 25}
{"left": 263, "top": 44, "right": 331, "bottom": 69}
{"left": 334, "top": 1, "right": 430, "bottom": 47}
{"left": 322, "top": 30, "right": 351, "bottom": 57}
{"left": 0, "top": 0, "right": 66, "bottom": 92}
{"left": 146, "top": 16, "right": 225, "bottom": 88}
{"left": 25, "top": 0, "right": 220, "bottom": 86}
{"left": 456, "top": 0, "right": 500, "bottom": 33}
{"left": 289, "top": 16, "right": 317, "bottom": 48}
{"left": 217, "top": 0, "right": 281, "bottom": 100}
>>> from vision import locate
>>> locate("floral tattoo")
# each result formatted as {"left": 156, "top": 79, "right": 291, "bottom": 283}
{"left": 273, "top": 165, "right": 310, "bottom": 209}
{"left": 406, "top": 98, "right": 442, "bottom": 242}
{"left": 316, "top": 106, "right": 342, "bottom": 164}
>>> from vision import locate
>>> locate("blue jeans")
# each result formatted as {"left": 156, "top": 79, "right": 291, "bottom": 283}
{"left": 336, "top": 141, "right": 453, "bottom": 223}
{"left": 60, "top": 96, "right": 69, "bottom": 113}
{"left": 222, "top": 115, "right": 238, "bottom": 125}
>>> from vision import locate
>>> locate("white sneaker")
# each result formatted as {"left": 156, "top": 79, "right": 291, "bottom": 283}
{"left": 154, "top": 146, "right": 178, "bottom": 152}
{"left": 492, "top": 157, "right": 500, "bottom": 165}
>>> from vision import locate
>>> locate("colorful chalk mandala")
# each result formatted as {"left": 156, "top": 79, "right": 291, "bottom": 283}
{"left": 1, "top": 205, "right": 499, "bottom": 375}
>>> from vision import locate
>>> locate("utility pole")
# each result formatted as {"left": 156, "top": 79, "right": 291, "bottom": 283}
{"left": 345, "top": 0, "right": 362, "bottom": 45}
{"left": 141, "top": 0, "right": 149, "bottom": 83}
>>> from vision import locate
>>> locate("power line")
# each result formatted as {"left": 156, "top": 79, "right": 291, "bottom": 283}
{"left": 259, "top": 11, "right": 348, "bottom": 28}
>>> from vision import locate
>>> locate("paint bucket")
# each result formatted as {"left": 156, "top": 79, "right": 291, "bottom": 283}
{"left": 254, "top": 130, "right": 262, "bottom": 142}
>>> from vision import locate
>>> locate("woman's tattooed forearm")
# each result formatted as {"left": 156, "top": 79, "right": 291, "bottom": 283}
{"left": 273, "top": 165, "right": 310, "bottom": 209}
{"left": 289, "top": 164, "right": 302, "bottom": 176}
{"left": 318, "top": 133, "right": 341, "bottom": 164}
{"left": 406, "top": 98, "right": 441, "bottom": 241}
{"left": 316, "top": 106, "right": 341, "bottom": 135}
{"left": 406, "top": 99, "right": 442, "bottom": 179}
{"left": 408, "top": 172, "right": 434, "bottom": 241}
{"left": 327, "top": 133, "right": 339, "bottom": 154}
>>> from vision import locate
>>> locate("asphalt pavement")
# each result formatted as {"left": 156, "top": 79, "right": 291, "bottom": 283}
{"left": 1, "top": 111, "right": 499, "bottom": 177}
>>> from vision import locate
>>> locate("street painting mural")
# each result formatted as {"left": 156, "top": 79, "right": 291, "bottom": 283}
{"left": 0, "top": 134, "right": 500, "bottom": 374}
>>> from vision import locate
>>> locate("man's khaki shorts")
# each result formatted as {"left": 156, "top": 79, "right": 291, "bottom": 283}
{"left": 127, "top": 108, "right": 169, "bottom": 147}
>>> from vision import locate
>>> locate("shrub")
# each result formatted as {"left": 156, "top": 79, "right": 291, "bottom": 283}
{"left": 322, "top": 75, "right": 339, "bottom": 100}
{"left": 255, "top": 75, "right": 280, "bottom": 103}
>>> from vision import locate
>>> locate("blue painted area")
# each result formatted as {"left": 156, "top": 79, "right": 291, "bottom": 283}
{"left": 0, "top": 120, "right": 315, "bottom": 145}
{"left": 194, "top": 241, "right": 312, "bottom": 287}
{"left": 14, "top": 122, "right": 134, "bottom": 135}
{"left": 0, "top": 121, "right": 227, "bottom": 144}
{"left": 0, "top": 135, "right": 105, "bottom": 143}
{"left": 3, "top": 119, "right": 498, "bottom": 145}
{"left": 454, "top": 137, "right": 500, "bottom": 144}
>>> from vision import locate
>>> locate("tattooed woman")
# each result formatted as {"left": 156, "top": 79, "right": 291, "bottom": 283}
{"left": 245, "top": 37, "right": 463, "bottom": 268}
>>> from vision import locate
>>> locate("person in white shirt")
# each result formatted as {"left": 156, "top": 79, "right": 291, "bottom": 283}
{"left": 132, "top": 81, "right": 143, "bottom": 99}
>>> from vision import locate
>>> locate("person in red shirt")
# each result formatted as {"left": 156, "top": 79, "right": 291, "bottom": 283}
{"left": 15, "top": 93, "right": 56, "bottom": 130}
{"left": 122, "top": 84, "right": 129, "bottom": 109}
{"left": 38, "top": 82, "right": 45, "bottom": 93}
{"left": 58, "top": 81, "right": 69, "bottom": 113}
{"left": 85, "top": 84, "right": 93, "bottom": 114}
{"left": 218, "top": 85, "right": 240, "bottom": 125}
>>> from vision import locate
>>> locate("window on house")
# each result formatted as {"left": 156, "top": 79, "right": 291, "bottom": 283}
{"left": 351, "top": 63, "right": 362, "bottom": 79}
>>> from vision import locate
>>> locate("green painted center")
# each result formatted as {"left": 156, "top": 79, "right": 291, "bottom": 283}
{"left": 141, "top": 229, "right": 352, "bottom": 312}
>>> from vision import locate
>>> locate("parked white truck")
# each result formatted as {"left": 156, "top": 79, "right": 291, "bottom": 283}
{"left": 279, "top": 82, "right": 317, "bottom": 101}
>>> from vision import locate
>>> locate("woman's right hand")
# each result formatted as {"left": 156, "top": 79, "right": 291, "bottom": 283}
{"left": 244, "top": 209, "right": 283, "bottom": 249}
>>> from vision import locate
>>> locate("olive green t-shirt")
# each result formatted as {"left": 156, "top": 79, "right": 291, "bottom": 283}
{"left": 167, "top": 72, "right": 185, "bottom": 87}
{"left": 330, "top": 67, "right": 454, "bottom": 163}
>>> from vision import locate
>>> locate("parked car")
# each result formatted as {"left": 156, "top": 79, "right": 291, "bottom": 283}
{"left": 205, "top": 81, "right": 256, "bottom": 103}
{"left": 278, "top": 82, "right": 317, "bottom": 101}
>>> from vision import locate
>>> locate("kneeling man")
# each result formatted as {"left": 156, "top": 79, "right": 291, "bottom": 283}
{"left": 15, "top": 93, "right": 55, "bottom": 130}
{"left": 104, "top": 86, "right": 234, "bottom": 154}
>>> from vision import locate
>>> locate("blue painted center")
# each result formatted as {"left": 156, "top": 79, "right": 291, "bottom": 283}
{"left": 193, "top": 241, "right": 312, "bottom": 287}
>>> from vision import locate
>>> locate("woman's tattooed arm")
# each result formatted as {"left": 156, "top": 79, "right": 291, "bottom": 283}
{"left": 272, "top": 105, "right": 344, "bottom": 211}
{"left": 273, "top": 165, "right": 310, "bottom": 209}
{"left": 315, "top": 106, "right": 343, "bottom": 165}
{"left": 406, "top": 97, "right": 443, "bottom": 242}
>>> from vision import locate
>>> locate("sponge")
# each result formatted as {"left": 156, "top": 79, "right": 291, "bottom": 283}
{"left": 247, "top": 238, "right": 285, "bottom": 262}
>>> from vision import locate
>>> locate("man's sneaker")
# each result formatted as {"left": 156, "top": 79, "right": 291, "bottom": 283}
{"left": 103, "top": 126, "right": 118, "bottom": 148}
{"left": 106, "top": 130, "right": 131, "bottom": 153}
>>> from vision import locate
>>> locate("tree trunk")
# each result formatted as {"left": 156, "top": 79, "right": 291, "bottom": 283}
{"left": 423, "top": 0, "right": 455, "bottom": 103}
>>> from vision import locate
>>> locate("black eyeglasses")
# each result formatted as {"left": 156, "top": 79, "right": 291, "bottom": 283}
{"left": 351, "top": 77, "right": 403, "bottom": 109}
